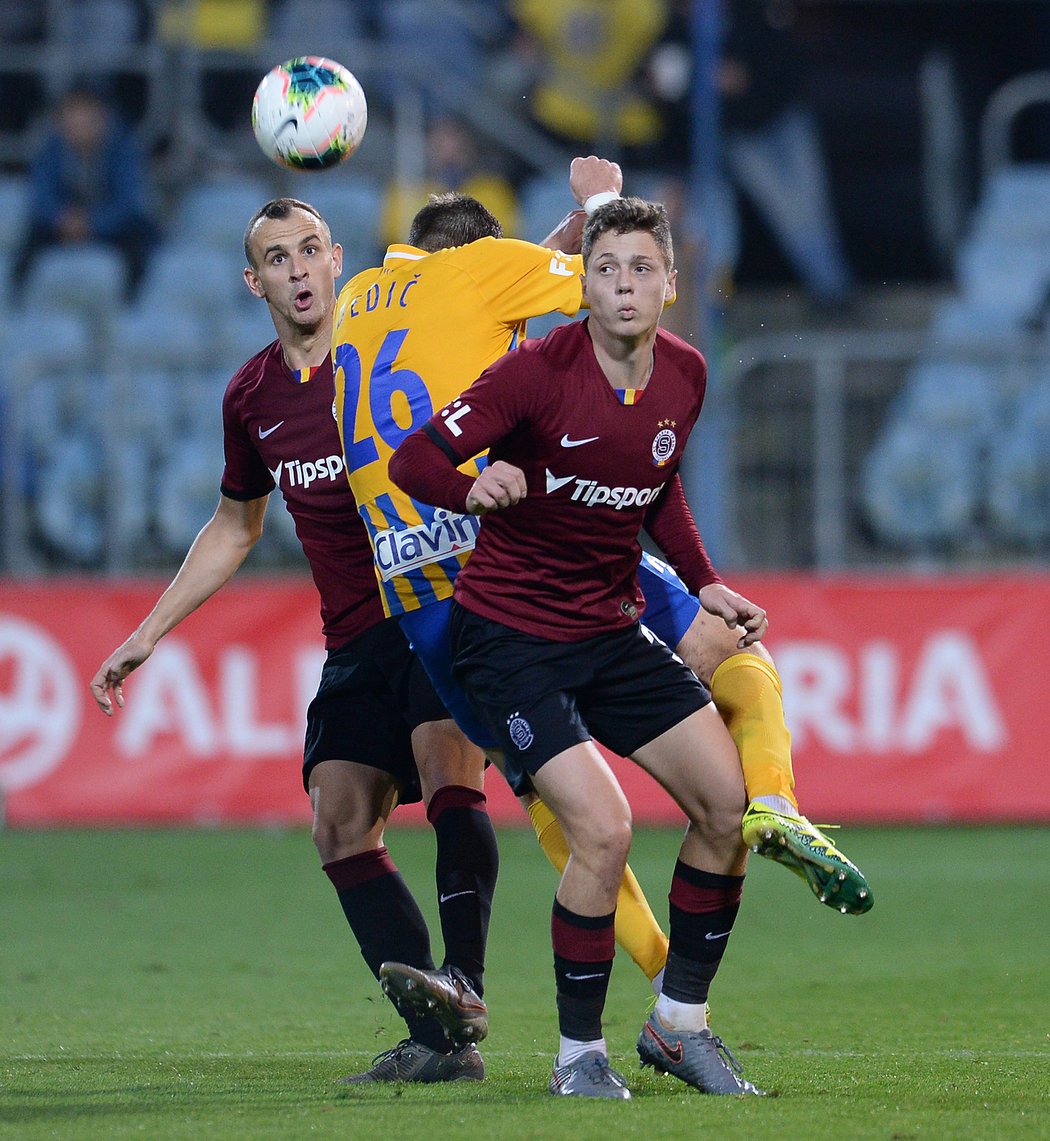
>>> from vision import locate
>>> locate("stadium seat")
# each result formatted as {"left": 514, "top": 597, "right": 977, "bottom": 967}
{"left": 288, "top": 175, "right": 383, "bottom": 275}
{"left": 54, "top": 0, "right": 139, "bottom": 45}
{"left": 215, "top": 303, "right": 280, "bottom": 376}
{"left": 137, "top": 243, "right": 243, "bottom": 336}
{"left": 109, "top": 307, "right": 213, "bottom": 370}
{"left": 153, "top": 433, "right": 225, "bottom": 555}
{"left": 4, "top": 310, "right": 93, "bottom": 376}
{"left": 173, "top": 368, "right": 234, "bottom": 441}
{"left": 0, "top": 174, "right": 27, "bottom": 256}
{"left": 986, "top": 422, "right": 1050, "bottom": 548}
{"left": 518, "top": 173, "right": 577, "bottom": 243}
{"left": 927, "top": 296, "right": 1020, "bottom": 348}
{"left": 862, "top": 423, "right": 980, "bottom": 550}
{"left": 969, "top": 163, "right": 1050, "bottom": 244}
{"left": 267, "top": 0, "right": 366, "bottom": 49}
{"left": 33, "top": 433, "right": 106, "bottom": 565}
{"left": 955, "top": 236, "right": 1050, "bottom": 326}
{"left": 23, "top": 244, "right": 126, "bottom": 340}
{"left": 17, "top": 370, "right": 104, "bottom": 452}
{"left": 901, "top": 360, "right": 999, "bottom": 442}
{"left": 375, "top": 0, "right": 488, "bottom": 111}
{"left": 169, "top": 177, "right": 276, "bottom": 258}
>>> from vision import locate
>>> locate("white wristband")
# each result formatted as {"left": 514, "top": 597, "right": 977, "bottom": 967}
{"left": 583, "top": 191, "right": 621, "bottom": 216}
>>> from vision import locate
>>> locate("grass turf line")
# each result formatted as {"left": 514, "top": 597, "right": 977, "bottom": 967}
{"left": 1, "top": 825, "right": 1047, "bottom": 1139}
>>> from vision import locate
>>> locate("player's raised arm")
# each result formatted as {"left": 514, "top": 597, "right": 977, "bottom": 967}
{"left": 569, "top": 155, "right": 623, "bottom": 208}
{"left": 539, "top": 209, "right": 586, "bottom": 254}
{"left": 539, "top": 156, "right": 623, "bottom": 254}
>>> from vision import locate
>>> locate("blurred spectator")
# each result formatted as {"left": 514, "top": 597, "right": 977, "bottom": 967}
{"left": 56, "top": 0, "right": 145, "bottom": 47}
{"left": 508, "top": 0, "right": 669, "bottom": 165}
{"left": 158, "top": 0, "right": 265, "bottom": 47}
{"left": 380, "top": 115, "right": 519, "bottom": 247}
{"left": 643, "top": 0, "right": 693, "bottom": 175}
{"left": 717, "top": 0, "right": 854, "bottom": 306}
{"left": 159, "top": 0, "right": 267, "bottom": 132}
{"left": 376, "top": 1, "right": 502, "bottom": 98}
{"left": 10, "top": 82, "right": 159, "bottom": 300}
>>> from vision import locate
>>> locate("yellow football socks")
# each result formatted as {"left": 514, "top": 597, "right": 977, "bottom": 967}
{"left": 526, "top": 797, "right": 668, "bottom": 982}
{"left": 710, "top": 652, "right": 798, "bottom": 806}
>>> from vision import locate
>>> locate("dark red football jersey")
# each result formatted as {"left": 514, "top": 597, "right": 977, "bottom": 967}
{"left": 411, "top": 319, "right": 709, "bottom": 640}
{"left": 220, "top": 341, "right": 384, "bottom": 649}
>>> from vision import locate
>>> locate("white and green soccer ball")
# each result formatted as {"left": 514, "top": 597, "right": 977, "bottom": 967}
{"left": 252, "top": 56, "right": 367, "bottom": 170}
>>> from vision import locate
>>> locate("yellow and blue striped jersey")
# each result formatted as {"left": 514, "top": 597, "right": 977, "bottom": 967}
{"left": 332, "top": 235, "right": 584, "bottom": 616}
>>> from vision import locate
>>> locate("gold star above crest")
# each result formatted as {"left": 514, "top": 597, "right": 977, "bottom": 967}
{"left": 658, "top": 419, "right": 677, "bottom": 428}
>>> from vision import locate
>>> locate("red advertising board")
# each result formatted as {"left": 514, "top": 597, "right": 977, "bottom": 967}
{"left": 1, "top": 574, "right": 1046, "bottom": 826}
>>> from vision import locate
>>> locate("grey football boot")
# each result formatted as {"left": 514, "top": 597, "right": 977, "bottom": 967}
{"left": 637, "top": 1012, "right": 765, "bottom": 1095}
{"left": 379, "top": 962, "right": 489, "bottom": 1047}
{"left": 339, "top": 1039, "right": 485, "bottom": 1083}
{"left": 549, "top": 1051, "right": 632, "bottom": 1099}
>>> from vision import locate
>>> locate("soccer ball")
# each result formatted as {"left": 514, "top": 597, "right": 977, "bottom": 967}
{"left": 252, "top": 56, "right": 367, "bottom": 170}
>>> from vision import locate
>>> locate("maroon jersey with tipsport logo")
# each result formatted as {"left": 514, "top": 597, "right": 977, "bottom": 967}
{"left": 402, "top": 319, "right": 712, "bottom": 640}
{"left": 220, "top": 340, "right": 384, "bottom": 649}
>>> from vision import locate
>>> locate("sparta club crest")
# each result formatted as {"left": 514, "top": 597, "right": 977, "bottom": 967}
{"left": 507, "top": 712, "right": 534, "bottom": 751}
{"left": 651, "top": 420, "right": 677, "bottom": 467}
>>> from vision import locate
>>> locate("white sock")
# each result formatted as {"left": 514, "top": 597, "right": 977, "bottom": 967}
{"left": 557, "top": 1036, "right": 606, "bottom": 1066}
{"left": 654, "top": 994, "right": 708, "bottom": 1032}
{"left": 754, "top": 794, "right": 800, "bottom": 818}
{"left": 650, "top": 966, "right": 665, "bottom": 996}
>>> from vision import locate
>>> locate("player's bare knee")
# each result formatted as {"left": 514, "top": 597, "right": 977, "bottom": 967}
{"left": 570, "top": 810, "right": 632, "bottom": 877}
{"left": 413, "top": 718, "right": 485, "bottom": 794}
{"left": 677, "top": 611, "right": 775, "bottom": 685}
{"left": 311, "top": 809, "right": 383, "bottom": 862}
{"left": 309, "top": 774, "right": 388, "bottom": 863}
{"left": 688, "top": 798, "right": 747, "bottom": 855}
{"left": 310, "top": 814, "right": 343, "bottom": 862}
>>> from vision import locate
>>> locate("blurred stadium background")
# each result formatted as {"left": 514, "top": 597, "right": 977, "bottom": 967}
{"left": 1, "top": 0, "right": 1049, "bottom": 828}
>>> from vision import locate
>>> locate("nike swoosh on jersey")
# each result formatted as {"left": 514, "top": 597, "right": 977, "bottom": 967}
{"left": 258, "top": 421, "right": 285, "bottom": 439}
{"left": 560, "top": 434, "right": 599, "bottom": 448}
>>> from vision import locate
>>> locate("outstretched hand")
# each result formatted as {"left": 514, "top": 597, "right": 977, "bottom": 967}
{"left": 89, "top": 636, "right": 154, "bottom": 715}
{"left": 697, "top": 582, "right": 768, "bottom": 648}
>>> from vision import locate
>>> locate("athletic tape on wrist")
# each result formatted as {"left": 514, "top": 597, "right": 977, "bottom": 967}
{"left": 583, "top": 191, "right": 621, "bottom": 216}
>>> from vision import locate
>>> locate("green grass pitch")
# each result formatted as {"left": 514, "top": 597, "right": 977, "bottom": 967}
{"left": 1, "top": 825, "right": 1046, "bottom": 1139}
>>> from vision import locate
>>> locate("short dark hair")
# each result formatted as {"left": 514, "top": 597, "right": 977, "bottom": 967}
{"left": 581, "top": 197, "right": 673, "bottom": 271}
{"left": 243, "top": 197, "right": 330, "bottom": 266}
{"left": 407, "top": 192, "right": 503, "bottom": 252}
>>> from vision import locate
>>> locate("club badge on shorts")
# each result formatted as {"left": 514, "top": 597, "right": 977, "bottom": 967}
{"left": 652, "top": 419, "right": 677, "bottom": 467}
{"left": 506, "top": 712, "right": 534, "bottom": 750}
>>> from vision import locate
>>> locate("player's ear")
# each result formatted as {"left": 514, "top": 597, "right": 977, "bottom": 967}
{"left": 664, "top": 268, "right": 677, "bottom": 305}
{"left": 243, "top": 265, "right": 265, "bottom": 299}
{"left": 331, "top": 242, "right": 343, "bottom": 278}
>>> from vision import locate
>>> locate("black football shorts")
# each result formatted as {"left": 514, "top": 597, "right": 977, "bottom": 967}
{"left": 302, "top": 617, "right": 451, "bottom": 803}
{"left": 448, "top": 601, "right": 711, "bottom": 796}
